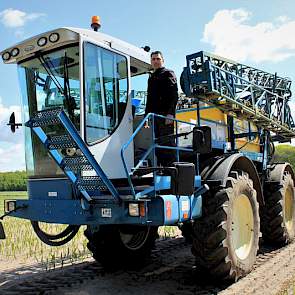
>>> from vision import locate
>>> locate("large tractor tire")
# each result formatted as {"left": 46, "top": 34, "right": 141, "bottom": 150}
{"left": 262, "top": 172, "right": 295, "bottom": 245}
{"left": 192, "top": 171, "right": 260, "bottom": 281}
{"left": 84, "top": 225, "right": 158, "bottom": 269}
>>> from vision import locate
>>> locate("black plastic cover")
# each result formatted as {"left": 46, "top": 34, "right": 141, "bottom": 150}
{"left": 171, "top": 162, "right": 195, "bottom": 196}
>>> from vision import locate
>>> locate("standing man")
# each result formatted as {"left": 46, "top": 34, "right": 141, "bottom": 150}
{"left": 145, "top": 51, "right": 178, "bottom": 166}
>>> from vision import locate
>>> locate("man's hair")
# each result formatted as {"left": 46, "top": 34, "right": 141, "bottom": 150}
{"left": 151, "top": 51, "right": 164, "bottom": 59}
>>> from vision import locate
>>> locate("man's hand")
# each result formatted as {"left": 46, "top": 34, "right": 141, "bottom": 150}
{"left": 144, "top": 121, "right": 150, "bottom": 128}
{"left": 165, "top": 114, "right": 174, "bottom": 125}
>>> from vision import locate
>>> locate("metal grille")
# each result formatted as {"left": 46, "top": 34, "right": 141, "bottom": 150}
{"left": 77, "top": 176, "right": 109, "bottom": 192}
{"left": 48, "top": 134, "right": 77, "bottom": 149}
{"left": 63, "top": 156, "right": 93, "bottom": 171}
{"left": 29, "top": 108, "right": 62, "bottom": 127}
{"left": 183, "top": 51, "right": 295, "bottom": 141}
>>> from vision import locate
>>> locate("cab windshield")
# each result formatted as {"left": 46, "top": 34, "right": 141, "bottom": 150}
{"left": 18, "top": 44, "right": 80, "bottom": 177}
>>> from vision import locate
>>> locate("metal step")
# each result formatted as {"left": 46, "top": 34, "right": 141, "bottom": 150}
{"left": 76, "top": 176, "right": 109, "bottom": 192}
{"left": 48, "top": 134, "right": 77, "bottom": 149}
{"left": 63, "top": 155, "right": 93, "bottom": 171}
{"left": 27, "top": 109, "right": 120, "bottom": 201}
{"left": 27, "top": 108, "right": 62, "bottom": 127}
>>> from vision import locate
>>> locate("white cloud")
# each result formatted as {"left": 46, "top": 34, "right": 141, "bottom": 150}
{"left": 0, "top": 143, "right": 25, "bottom": 171}
{"left": 0, "top": 8, "right": 45, "bottom": 28}
{"left": 202, "top": 9, "right": 295, "bottom": 63}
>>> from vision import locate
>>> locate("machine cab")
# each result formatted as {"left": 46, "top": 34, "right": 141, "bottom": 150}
{"left": 1, "top": 27, "right": 152, "bottom": 180}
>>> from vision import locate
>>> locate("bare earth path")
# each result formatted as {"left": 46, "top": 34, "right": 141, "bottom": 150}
{"left": 1, "top": 237, "right": 295, "bottom": 295}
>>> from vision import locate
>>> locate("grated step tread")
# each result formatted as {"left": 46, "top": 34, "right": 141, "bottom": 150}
{"left": 63, "top": 155, "right": 93, "bottom": 171}
{"left": 48, "top": 134, "right": 77, "bottom": 149}
{"left": 77, "top": 176, "right": 109, "bottom": 192}
{"left": 29, "top": 108, "right": 63, "bottom": 127}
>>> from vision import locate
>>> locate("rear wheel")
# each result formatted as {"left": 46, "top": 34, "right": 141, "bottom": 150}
{"left": 85, "top": 225, "right": 158, "bottom": 269}
{"left": 262, "top": 172, "right": 295, "bottom": 245}
{"left": 192, "top": 171, "right": 260, "bottom": 281}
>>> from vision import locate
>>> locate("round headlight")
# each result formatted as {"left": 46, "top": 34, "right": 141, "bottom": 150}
{"left": 11, "top": 48, "right": 20, "bottom": 57}
{"left": 37, "top": 37, "right": 47, "bottom": 47}
{"left": 49, "top": 33, "right": 60, "bottom": 43}
{"left": 2, "top": 52, "right": 10, "bottom": 61}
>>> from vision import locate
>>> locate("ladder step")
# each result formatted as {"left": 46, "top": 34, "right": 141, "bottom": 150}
{"left": 27, "top": 109, "right": 119, "bottom": 200}
{"left": 77, "top": 176, "right": 109, "bottom": 192}
{"left": 48, "top": 134, "right": 77, "bottom": 149}
{"left": 29, "top": 108, "right": 62, "bottom": 127}
{"left": 63, "top": 155, "right": 93, "bottom": 171}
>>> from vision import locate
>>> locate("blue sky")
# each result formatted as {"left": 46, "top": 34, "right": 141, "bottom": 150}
{"left": 0, "top": 0, "right": 295, "bottom": 171}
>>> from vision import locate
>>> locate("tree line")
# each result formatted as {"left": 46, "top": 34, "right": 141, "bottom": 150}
{"left": 273, "top": 144, "right": 295, "bottom": 168}
{"left": 0, "top": 171, "right": 27, "bottom": 191}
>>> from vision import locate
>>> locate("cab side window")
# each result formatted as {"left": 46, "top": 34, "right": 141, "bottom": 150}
{"left": 84, "top": 43, "right": 128, "bottom": 144}
{"left": 130, "top": 73, "right": 149, "bottom": 116}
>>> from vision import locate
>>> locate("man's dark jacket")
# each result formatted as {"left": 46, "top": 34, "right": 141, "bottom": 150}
{"left": 145, "top": 67, "right": 178, "bottom": 117}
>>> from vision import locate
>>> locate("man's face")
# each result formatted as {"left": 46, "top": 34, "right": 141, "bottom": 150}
{"left": 151, "top": 53, "right": 164, "bottom": 70}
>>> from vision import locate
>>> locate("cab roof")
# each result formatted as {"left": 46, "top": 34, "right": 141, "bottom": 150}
{"left": 1, "top": 27, "right": 151, "bottom": 66}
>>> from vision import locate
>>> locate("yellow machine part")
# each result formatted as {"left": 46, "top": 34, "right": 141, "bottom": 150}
{"left": 176, "top": 106, "right": 260, "bottom": 153}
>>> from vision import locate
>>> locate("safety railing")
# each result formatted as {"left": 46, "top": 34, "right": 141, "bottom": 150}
{"left": 121, "top": 113, "right": 197, "bottom": 198}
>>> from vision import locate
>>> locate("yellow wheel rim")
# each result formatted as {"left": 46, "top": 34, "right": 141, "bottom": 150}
{"left": 232, "top": 194, "right": 254, "bottom": 260}
{"left": 284, "top": 186, "right": 294, "bottom": 234}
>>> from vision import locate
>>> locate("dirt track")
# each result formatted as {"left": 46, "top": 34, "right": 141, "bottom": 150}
{"left": 1, "top": 237, "right": 295, "bottom": 295}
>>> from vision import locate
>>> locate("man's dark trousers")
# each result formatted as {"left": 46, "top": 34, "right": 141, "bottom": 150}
{"left": 154, "top": 117, "right": 176, "bottom": 167}
{"left": 145, "top": 67, "right": 179, "bottom": 167}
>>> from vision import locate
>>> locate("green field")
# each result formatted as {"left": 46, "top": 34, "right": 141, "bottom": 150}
{"left": 0, "top": 191, "right": 90, "bottom": 268}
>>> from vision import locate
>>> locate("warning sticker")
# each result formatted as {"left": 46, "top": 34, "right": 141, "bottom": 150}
{"left": 182, "top": 200, "right": 189, "bottom": 211}
{"left": 166, "top": 201, "right": 172, "bottom": 219}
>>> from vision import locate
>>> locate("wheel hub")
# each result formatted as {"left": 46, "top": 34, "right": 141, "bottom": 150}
{"left": 232, "top": 194, "right": 254, "bottom": 260}
{"left": 284, "top": 186, "right": 294, "bottom": 234}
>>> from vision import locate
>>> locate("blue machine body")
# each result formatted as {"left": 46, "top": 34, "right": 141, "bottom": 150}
{"left": 7, "top": 109, "right": 204, "bottom": 226}
{"left": 11, "top": 177, "right": 202, "bottom": 226}
{"left": 8, "top": 49, "right": 291, "bottom": 228}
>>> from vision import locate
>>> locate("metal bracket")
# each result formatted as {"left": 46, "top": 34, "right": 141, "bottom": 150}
{"left": 0, "top": 221, "right": 5, "bottom": 239}
{"left": 0, "top": 204, "right": 28, "bottom": 220}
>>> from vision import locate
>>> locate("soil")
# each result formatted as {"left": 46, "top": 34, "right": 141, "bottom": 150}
{"left": 1, "top": 237, "right": 295, "bottom": 295}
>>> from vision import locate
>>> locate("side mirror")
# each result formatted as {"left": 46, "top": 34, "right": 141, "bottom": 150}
{"left": 193, "top": 126, "right": 212, "bottom": 154}
{"left": 7, "top": 112, "right": 22, "bottom": 133}
{"left": 44, "top": 75, "right": 52, "bottom": 92}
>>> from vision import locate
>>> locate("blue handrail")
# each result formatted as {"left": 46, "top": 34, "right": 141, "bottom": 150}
{"left": 121, "top": 113, "right": 197, "bottom": 198}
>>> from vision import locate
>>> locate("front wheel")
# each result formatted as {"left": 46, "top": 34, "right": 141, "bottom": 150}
{"left": 85, "top": 225, "right": 158, "bottom": 269}
{"left": 192, "top": 171, "right": 260, "bottom": 281}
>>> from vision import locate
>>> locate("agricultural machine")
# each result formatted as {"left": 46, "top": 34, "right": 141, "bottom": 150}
{"left": 1, "top": 17, "right": 295, "bottom": 281}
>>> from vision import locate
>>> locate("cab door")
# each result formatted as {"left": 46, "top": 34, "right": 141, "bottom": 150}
{"left": 82, "top": 40, "right": 133, "bottom": 179}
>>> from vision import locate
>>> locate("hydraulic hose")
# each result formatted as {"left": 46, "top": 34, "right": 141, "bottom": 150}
{"left": 31, "top": 221, "right": 80, "bottom": 246}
